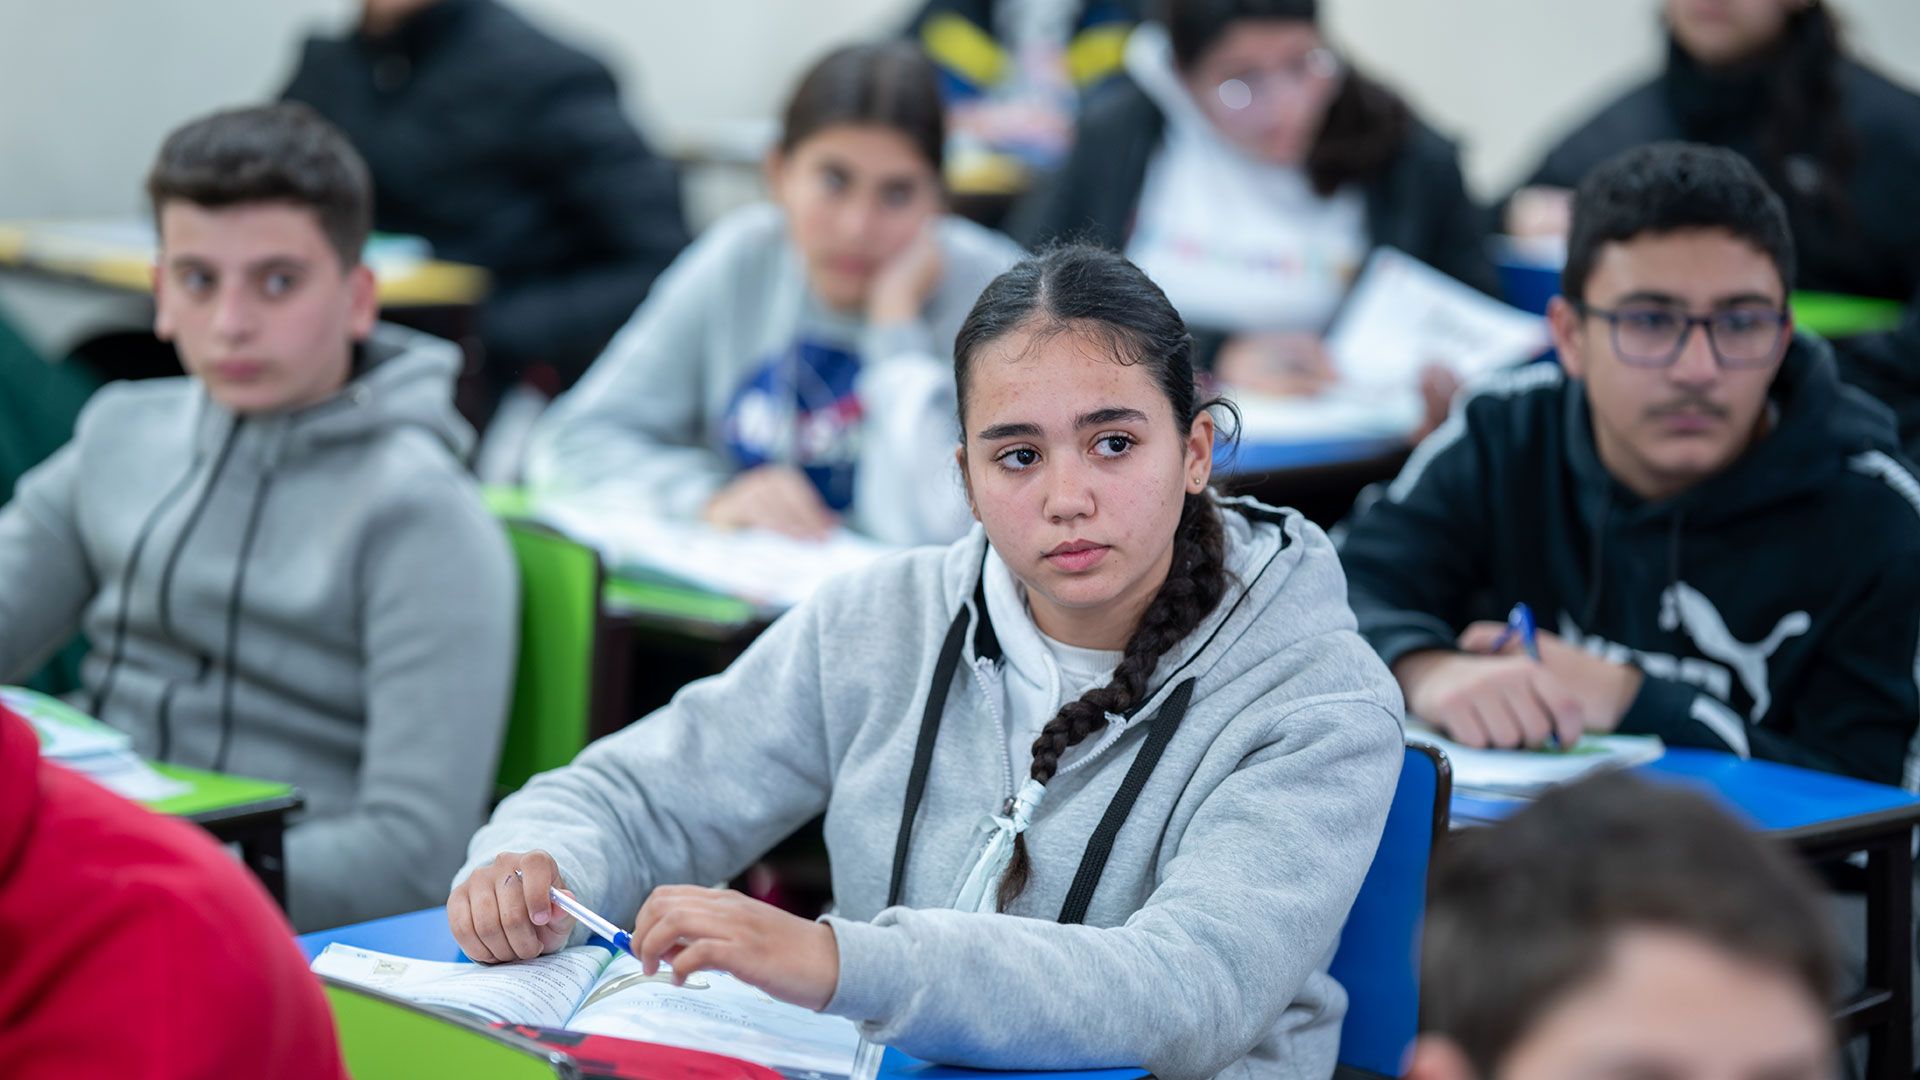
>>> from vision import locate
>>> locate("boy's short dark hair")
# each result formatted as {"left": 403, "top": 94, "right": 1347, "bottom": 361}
{"left": 1561, "top": 141, "right": 1796, "bottom": 304}
{"left": 146, "top": 102, "right": 372, "bottom": 269}
{"left": 1421, "top": 772, "right": 1835, "bottom": 1075}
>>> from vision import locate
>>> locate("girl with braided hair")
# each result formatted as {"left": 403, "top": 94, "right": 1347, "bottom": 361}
{"left": 449, "top": 245, "right": 1403, "bottom": 1079}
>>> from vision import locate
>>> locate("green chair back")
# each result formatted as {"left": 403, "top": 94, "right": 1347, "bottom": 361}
{"left": 497, "top": 521, "right": 604, "bottom": 798}
{"left": 321, "top": 978, "right": 578, "bottom": 1079}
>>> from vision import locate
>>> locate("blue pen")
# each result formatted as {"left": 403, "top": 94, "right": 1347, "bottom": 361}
{"left": 1487, "top": 602, "right": 1560, "bottom": 749}
{"left": 1488, "top": 601, "right": 1541, "bottom": 662}
{"left": 546, "top": 885, "right": 634, "bottom": 954}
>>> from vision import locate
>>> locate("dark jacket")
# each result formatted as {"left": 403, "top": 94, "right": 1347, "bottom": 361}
{"left": 1008, "top": 75, "right": 1499, "bottom": 365}
{"left": 1336, "top": 337, "right": 1920, "bottom": 788}
{"left": 1520, "top": 42, "right": 1920, "bottom": 459}
{"left": 283, "top": 0, "right": 690, "bottom": 390}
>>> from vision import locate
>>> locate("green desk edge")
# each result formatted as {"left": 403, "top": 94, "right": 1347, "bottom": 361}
{"left": 144, "top": 762, "right": 296, "bottom": 818}
{"left": 482, "top": 486, "right": 758, "bottom": 630}
{"left": 1791, "top": 291, "right": 1904, "bottom": 337}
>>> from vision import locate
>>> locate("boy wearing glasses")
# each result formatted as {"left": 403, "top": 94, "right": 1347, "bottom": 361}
{"left": 1337, "top": 141, "right": 1920, "bottom": 789}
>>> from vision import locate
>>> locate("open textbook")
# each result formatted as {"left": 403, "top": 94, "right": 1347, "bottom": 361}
{"left": 3, "top": 686, "right": 188, "bottom": 801}
{"left": 1407, "top": 721, "right": 1664, "bottom": 796}
{"left": 312, "top": 942, "right": 878, "bottom": 1080}
{"left": 536, "top": 496, "right": 896, "bottom": 611}
{"left": 1232, "top": 246, "right": 1551, "bottom": 442}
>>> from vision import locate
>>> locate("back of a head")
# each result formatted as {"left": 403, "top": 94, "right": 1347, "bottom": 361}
{"left": 147, "top": 101, "right": 373, "bottom": 270}
{"left": 780, "top": 41, "right": 945, "bottom": 175}
{"left": 1562, "top": 142, "right": 1796, "bottom": 305}
{"left": 1420, "top": 772, "right": 1836, "bottom": 1075}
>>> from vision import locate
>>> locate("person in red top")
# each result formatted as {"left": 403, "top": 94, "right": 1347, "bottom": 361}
{"left": 0, "top": 703, "right": 345, "bottom": 1078}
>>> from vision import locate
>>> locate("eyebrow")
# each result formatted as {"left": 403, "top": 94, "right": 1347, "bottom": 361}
{"left": 1612, "top": 290, "right": 1782, "bottom": 309}
{"left": 974, "top": 406, "right": 1151, "bottom": 442}
{"left": 165, "top": 254, "right": 312, "bottom": 274}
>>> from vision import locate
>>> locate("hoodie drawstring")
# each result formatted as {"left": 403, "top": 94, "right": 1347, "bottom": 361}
{"left": 89, "top": 419, "right": 241, "bottom": 739}
{"left": 211, "top": 464, "right": 277, "bottom": 773}
{"left": 1665, "top": 510, "right": 1687, "bottom": 651}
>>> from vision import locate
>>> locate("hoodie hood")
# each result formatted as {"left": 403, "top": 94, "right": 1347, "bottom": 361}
{"left": 939, "top": 494, "right": 1335, "bottom": 737}
{"left": 190, "top": 322, "right": 473, "bottom": 467}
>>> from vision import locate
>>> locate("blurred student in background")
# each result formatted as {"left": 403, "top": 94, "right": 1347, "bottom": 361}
{"left": 526, "top": 42, "right": 1023, "bottom": 546}
{"left": 0, "top": 104, "right": 517, "bottom": 931}
{"left": 1509, "top": 0, "right": 1920, "bottom": 460}
{"left": 1411, "top": 772, "right": 1838, "bottom": 1080}
{"left": 283, "top": 0, "right": 691, "bottom": 428}
{"left": 1011, "top": 0, "right": 1495, "bottom": 413}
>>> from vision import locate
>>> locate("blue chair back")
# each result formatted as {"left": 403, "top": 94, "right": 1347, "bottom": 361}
{"left": 1329, "top": 741, "right": 1451, "bottom": 1078}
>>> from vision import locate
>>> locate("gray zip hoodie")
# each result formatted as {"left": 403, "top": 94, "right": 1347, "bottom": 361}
{"left": 460, "top": 498, "right": 1402, "bottom": 1079}
{"left": 0, "top": 324, "right": 518, "bottom": 931}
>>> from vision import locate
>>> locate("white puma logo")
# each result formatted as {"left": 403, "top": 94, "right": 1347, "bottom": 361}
{"left": 1658, "top": 582, "right": 1810, "bottom": 722}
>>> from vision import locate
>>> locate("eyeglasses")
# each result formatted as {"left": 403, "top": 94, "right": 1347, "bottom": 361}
{"left": 1573, "top": 301, "right": 1789, "bottom": 369}
{"left": 1214, "top": 48, "right": 1342, "bottom": 115}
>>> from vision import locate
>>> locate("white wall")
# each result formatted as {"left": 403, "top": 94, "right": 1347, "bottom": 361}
{"left": 2, "top": 0, "right": 1917, "bottom": 220}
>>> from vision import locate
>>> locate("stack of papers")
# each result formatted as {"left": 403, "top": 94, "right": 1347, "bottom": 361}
{"left": 1232, "top": 247, "right": 1551, "bottom": 442}
{"left": 1408, "top": 720, "right": 1664, "bottom": 797}
{"left": 537, "top": 497, "right": 896, "bottom": 611}
{"left": 3, "top": 686, "right": 189, "bottom": 801}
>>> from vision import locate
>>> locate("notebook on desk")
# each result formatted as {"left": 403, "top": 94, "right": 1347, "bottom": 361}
{"left": 1408, "top": 721, "right": 1664, "bottom": 797}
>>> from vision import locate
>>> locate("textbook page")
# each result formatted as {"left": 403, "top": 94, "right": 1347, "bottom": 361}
{"left": 311, "top": 942, "right": 610, "bottom": 1029}
{"left": 1407, "top": 722, "right": 1664, "bottom": 795}
{"left": 564, "top": 949, "right": 867, "bottom": 1079}
{"left": 536, "top": 496, "right": 896, "bottom": 610}
{"left": 1327, "top": 246, "right": 1550, "bottom": 394}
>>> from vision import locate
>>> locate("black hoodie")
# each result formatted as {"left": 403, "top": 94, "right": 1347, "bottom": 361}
{"left": 1337, "top": 337, "right": 1920, "bottom": 788}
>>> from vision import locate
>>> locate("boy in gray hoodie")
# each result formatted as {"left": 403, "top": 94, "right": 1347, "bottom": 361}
{"left": 0, "top": 103, "right": 517, "bottom": 932}
{"left": 453, "top": 247, "right": 1401, "bottom": 1078}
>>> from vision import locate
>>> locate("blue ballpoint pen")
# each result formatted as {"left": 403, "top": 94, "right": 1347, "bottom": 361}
{"left": 1488, "top": 601, "right": 1541, "bottom": 662}
{"left": 545, "top": 885, "right": 634, "bottom": 954}
{"left": 1488, "top": 602, "right": 1561, "bottom": 749}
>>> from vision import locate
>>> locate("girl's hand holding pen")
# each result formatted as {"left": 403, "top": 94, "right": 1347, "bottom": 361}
{"left": 448, "top": 850, "right": 577, "bottom": 963}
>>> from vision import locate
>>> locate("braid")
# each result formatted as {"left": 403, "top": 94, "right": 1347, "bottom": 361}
{"left": 996, "top": 492, "right": 1229, "bottom": 910}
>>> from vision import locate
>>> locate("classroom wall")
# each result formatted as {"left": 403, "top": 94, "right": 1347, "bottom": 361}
{"left": 2, "top": 0, "right": 1917, "bottom": 221}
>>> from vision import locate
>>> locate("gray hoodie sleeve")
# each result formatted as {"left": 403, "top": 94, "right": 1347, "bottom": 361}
{"left": 454, "top": 583, "right": 838, "bottom": 919}
{"left": 0, "top": 442, "right": 96, "bottom": 682}
{"left": 820, "top": 695, "right": 1403, "bottom": 1080}
{"left": 286, "top": 464, "right": 519, "bottom": 931}
{"left": 523, "top": 220, "right": 740, "bottom": 520}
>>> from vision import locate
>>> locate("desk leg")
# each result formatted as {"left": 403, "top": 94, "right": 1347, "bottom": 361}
{"left": 239, "top": 824, "right": 289, "bottom": 914}
{"left": 1864, "top": 835, "right": 1913, "bottom": 1080}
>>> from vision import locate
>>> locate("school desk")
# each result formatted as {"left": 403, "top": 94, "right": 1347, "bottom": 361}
{"left": 297, "top": 907, "right": 1150, "bottom": 1080}
{"left": 145, "top": 763, "right": 303, "bottom": 909}
{"left": 1453, "top": 749, "right": 1919, "bottom": 1080}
